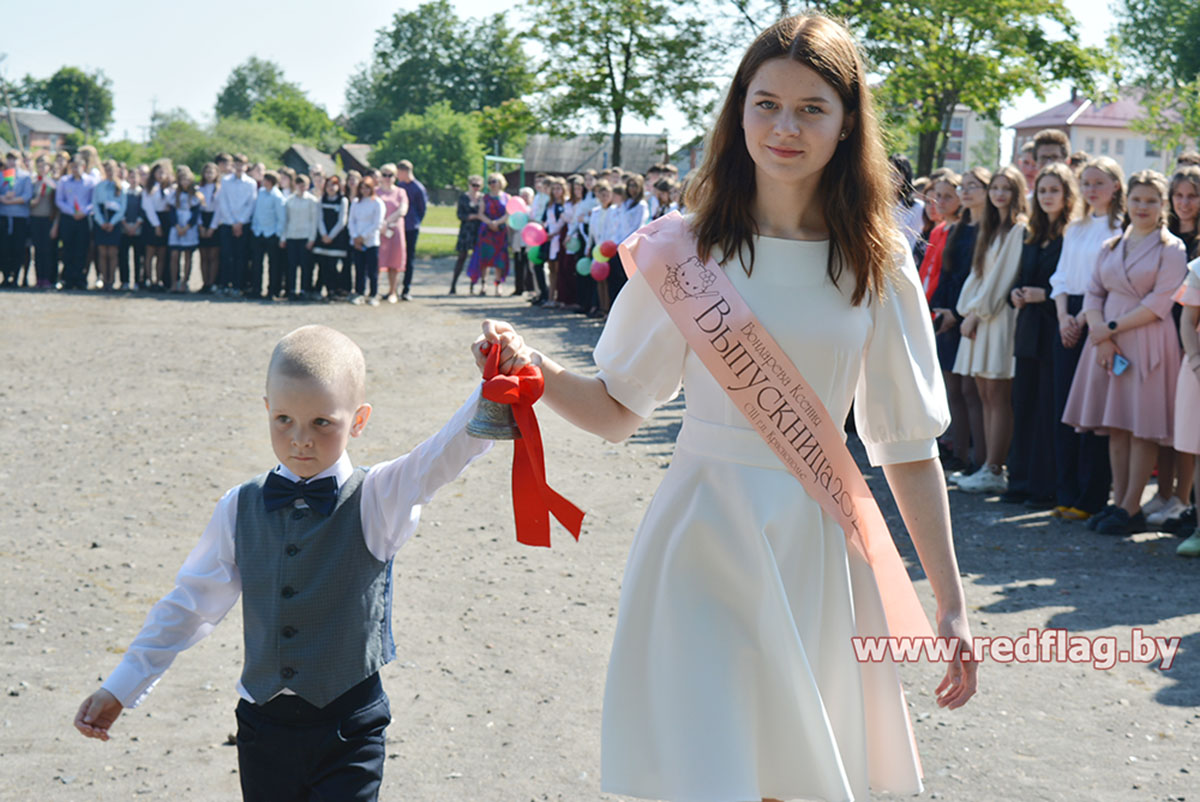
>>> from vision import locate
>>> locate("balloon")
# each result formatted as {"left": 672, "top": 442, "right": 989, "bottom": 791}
{"left": 521, "top": 222, "right": 547, "bottom": 247}
{"left": 600, "top": 240, "right": 619, "bottom": 259}
{"left": 566, "top": 235, "right": 583, "bottom": 254}
{"left": 590, "top": 261, "right": 611, "bottom": 281}
{"left": 575, "top": 257, "right": 593, "bottom": 276}
{"left": 506, "top": 196, "right": 529, "bottom": 215}
{"left": 507, "top": 211, "right": 529, "bottom": 230}
{"left": 529, "top": 245, "right": 545, "bottom": 264}
{"left": 592, "top": 244, "right": 609, "bottom": 263}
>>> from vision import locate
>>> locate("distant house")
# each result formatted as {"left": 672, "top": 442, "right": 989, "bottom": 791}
{"left": 281, "top": 144, "right": 339, "bottom": 178}
{"left": 0, "top": 107, "right": 78, "bottom": 153}
{"left": 1009, "top": 90, "right": 1191, "bottom": 175}
{"left": 521, "top": 133, "right": 668, "bottom": 183}
{"left": 939, "top": 105, "right": 1000, "bottom": 172}
{"left": 336, "top": 144, "right": 371, "bottom": 174}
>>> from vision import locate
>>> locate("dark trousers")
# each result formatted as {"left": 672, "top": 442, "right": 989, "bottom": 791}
{"left": 531, "top": 246, "right": 549, "bottom": 301}
{"left": 119, "top": 232, "right": 144, "bottom": 286}
{"left": 511, "top": 247, "right": 530, "bottom": 293}
{"left": 316, "top": 254, "right": 343, "bottom": 296}
{"left": 1, "top": 216, "right": 29, "bottom": 285}
{"left": 285, "top": 239, "right": 313, "bottom": 296}
{"left": 400, "top": 228, "right": 418, "bottom": 293}
{"left": 1053, "top": 295, "right": 1112, "bottom": 512}
{"left": 31, "top": 216, "right": 55, "bottom": 285}
{"left": 353, "top": 246, "right": 379, "bottom": 296}
{"left": 607, "top": 253, "right": 628, "bottom": 301}
{"left": 60, "top": 216, "right": 90, "bottom": 289}
{"left": 250, "top": 235, "right": 277, "bottom": 298}
{"left": 236, "top": 673, "right": 389, "bottom": 802}
{"left": 218, "top": 224, "right": 248, "bottom": 289}
{"left": 1007, "top": 353, "right": 1057, "bottom": 498}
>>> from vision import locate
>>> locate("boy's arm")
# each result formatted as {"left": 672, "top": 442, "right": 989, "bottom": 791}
{"left": 98, "top": 487, "right": 243, "bottom": 709}
{"left": 360, "top": 386, "right": 492, "bottom": 561}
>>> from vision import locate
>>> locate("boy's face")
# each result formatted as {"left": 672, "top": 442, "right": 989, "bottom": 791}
{"left": 264, "top": 374, "right": 371, "bottom": 479}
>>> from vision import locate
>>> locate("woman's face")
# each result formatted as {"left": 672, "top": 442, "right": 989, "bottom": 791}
{"left": 1170, "top": 179, "right": 1200, "bottom": 228}
{"left": 326, "top": 181, "right": 340, "bottom": 197}
{"left": 741, "top": 57, "right": 849, "bottom": 191}
{"left": 958, "top": 174, "right": 986, "bottom": 213}
{"left": 1080, "top": 167, "right": 1116, "bottom": 215}
{"left": 104, "top": 164, "right": 117, "bottom": 181}
{"left": 1127, "top": 184, "right": 1164, "bottom": 231}
{"left": 1036, "top": 175, "right": 1065, "bottom": 218}
{"left": 932, "top": 180, "right": 960, "bottom": 220}
{"left": 380, "top": 170, "right": 395, "bottom": 188}
{"left": 988, "top": 175, "right": 1014, "bottom": 215}
{"left": 36, "top": 159, "right": 48, "bottom": 177}
{"left": 203, "top": 165, "right": 217, "bottom": 183}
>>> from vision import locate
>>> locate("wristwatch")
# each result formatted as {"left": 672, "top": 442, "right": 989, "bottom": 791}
{"left": 1107, "top": 320, "right": 1118, "bottom": 331}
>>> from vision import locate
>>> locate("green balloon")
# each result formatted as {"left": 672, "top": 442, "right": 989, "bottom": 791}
{"left": 575, "top": 257, "right": 593, "bottom": 276}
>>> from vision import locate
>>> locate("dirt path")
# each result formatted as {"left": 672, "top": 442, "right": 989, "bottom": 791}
{"left": 0, "top": 256, "right": 1196, "bottom": 801}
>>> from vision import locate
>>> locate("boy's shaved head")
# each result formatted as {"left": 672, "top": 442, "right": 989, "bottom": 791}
{"left": 267, "top": 325, "right": 366, "bottom": 404}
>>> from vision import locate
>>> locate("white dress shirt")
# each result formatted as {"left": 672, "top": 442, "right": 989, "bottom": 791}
{"left": 1050, "top": 213, "right": 1122, "bottom": 299}
{"left": 213, "top": 172, "right": 258, "bottom": 226}
{"left": 102, "top": 390, "right": 491, "bottom": 708}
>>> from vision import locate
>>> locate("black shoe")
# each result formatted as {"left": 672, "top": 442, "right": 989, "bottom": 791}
{"left": 1086, "top": 504, "right": 1119, "bottom": 531}
{"left": 1095, "top": 508, "right": 1146, "bottom": 536}
{"left": 1023, "top": 496, "right": 1057, "bottom": 511}
{"left": 400, "top": 291, "right": 411, "bottom": 301}
{"left": 1162, "top": 506, "right": 1197, "bottom": 536}
{"left": 1000, "top": 489, "right": 1031, "bottom": 505}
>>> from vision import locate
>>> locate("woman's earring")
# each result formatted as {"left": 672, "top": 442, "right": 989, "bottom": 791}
{"left": 839, "top": 131, "right": 847, "bottom": 140}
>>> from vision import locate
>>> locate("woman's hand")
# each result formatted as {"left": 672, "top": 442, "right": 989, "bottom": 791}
{"left": 1088, "top": 323, "right": 1112, "bottom": 346}
{"left": 960, "top": 314, "right": 980, "bottom": 340}
{"left": 1010, "top": 288, "right": 1025, "bottom": 309}
{"left": 473, "top": 319, "right": 536, "bottom": 376}
{"left": 322, "top": 235, "right": 332, "bottom": 245}
{"left": 1020, "top": 286, "right": 1047, "bottom": 304}
{"left": 155, "top": 226, "right": 163, "bottom": 238}
{"left": 934, "top": 609, "right": 977, "bottom": 710}
{"left": 1095, "top": 339, "right": 1120, "bottom": 372}
{"left": 1058, "top": 314, "right": 1081, "bottom": 349}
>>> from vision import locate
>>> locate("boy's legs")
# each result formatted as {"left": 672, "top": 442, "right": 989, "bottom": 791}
{"left": 236, "top": 674, "right": 389, "bottom": 802}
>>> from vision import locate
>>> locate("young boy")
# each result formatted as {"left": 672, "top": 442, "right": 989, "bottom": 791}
{"left": 74, "top": 324, "right": 514, "bottom": 800}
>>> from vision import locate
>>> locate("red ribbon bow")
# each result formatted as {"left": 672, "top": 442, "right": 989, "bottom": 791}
{"left": 481, "top": 346, "right": 584, "bottom": 547}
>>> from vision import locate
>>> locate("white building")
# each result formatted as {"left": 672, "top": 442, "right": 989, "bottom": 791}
{"left": 940, "top": 105, "right": 1000, "bottom": 172}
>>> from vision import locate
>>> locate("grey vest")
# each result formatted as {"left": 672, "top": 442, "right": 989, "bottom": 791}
{"left": 235, "top": 467, "right": 395, "bottom": 708}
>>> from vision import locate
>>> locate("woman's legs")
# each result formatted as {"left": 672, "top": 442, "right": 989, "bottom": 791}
{"left": 1177, "top": 452, "right": 1196, "bottom": 507}
{"left": 974, "top": 376, "right": 1011, "bottom": 469}
{"left": 962, "top": 374, "right": 986, "bottom": 467}
{"left": 450, "top": 250, "right": 468, "bottom": 293}
{"left": 546, "top": 260, "right": 559, "bottom": 304}
{"left": 168, "top": 250, "right": 181, "bottom": 291}
{"left": 1109, "top": 430, "right": 1130, "bottom": 509}
{"left": 943, "top": 371, "right": 970, "bottom": 464}
{"left": 98, "top": 245, "right": 117, "bottom": 289}
{"left": 385, "top": 268, "right": 400, "bottom": 300}
{"left": 1118, "top": 436, "right": 1160, "bottom": 515}
{"left": 179, "top": 248, "right": 193, "bottom": 290}
{"left": 1155, "top": 446, "right": 1176, "bottom": 503}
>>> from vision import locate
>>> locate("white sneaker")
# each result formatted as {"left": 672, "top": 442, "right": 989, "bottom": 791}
{"left": 1142, "top": 494, "right": 1170, "bottom": 518}
{"left": 951, "top": 465, "right": 989, "bottom": 488}
{"left": 958, "top": 465, "right": 1007, "bottom": 495}
{"left": 1147, "top": 496, "right": 1188, "bottom": 526}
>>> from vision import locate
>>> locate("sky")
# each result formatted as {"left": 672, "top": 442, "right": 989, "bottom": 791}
{"left": 2, "top": 0, "right": 1116, "bottom": 159}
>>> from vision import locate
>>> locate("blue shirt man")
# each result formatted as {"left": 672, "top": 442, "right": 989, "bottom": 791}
{"left": 395, "top": 160, "right": 428, "bottom": 300}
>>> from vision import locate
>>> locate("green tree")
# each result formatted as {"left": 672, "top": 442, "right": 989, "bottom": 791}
{"left": 473, "top": 98, "right": 539, "bottom": 157}
{"left": 19, "top": 67, "right": 114, "bottom": 137}
{"left": 251, "top": 86, "right": 350, "bottom": 150}
{"left": 526, "top": 0, "right": 716, "bottom": 166}
{"left": 345, "top": 0, "right": 532, "bottom": 143}
{"left": 215, "top": 57, "right": 297, "bottom": 119}
{"left": 372, "top": 100, "right": 484, "bottom": 190}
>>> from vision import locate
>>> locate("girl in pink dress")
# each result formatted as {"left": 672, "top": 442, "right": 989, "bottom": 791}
{"left": 375, "top": 163, "right": 409, "bottom": 303}
{"left": 1062, "top": 170, "right": 1189, "bottom": 535}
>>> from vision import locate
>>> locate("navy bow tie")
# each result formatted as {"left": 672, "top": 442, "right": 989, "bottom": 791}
{"left": 262, "top": 472, "right": 338, "bottom": 517}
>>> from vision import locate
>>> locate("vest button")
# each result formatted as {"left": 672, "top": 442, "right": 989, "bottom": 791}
{"left": 280, "top": 667, "right": 295, "bottom": 680}
{"left": 291, "top": 509, "right": 306, "bottom": 520}
{"left": 281, "top": 586, "right": 295, "bottom": 599}
{"left": 285, "top": 545, "right": 299, "bottom": 557}
{"left": 282, "top": 626, "right": 297, "bottom": 638}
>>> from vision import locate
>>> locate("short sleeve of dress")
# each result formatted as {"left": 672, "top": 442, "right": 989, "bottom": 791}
{"left": 854, "top": 248, "right": 951, "bottom": 466}
{"left": 593, "top": 267, "right": 689, "bottom": 418}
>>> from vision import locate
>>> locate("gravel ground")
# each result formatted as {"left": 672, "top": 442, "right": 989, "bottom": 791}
{"left": 0, "top": 256, "right": 1196, "bottom": 801}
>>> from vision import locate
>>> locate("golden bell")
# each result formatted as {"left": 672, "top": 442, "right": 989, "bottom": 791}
{"left": 467, "top": 398, "right": 522, "bottom": 440}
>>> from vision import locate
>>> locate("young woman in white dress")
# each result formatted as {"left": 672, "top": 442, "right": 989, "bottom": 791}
{"left": 476, "top": 14, "right": 976, "bottom": 802}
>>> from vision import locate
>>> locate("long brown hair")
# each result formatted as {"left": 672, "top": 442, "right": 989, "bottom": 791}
{"left": 973, "top": 165, "right": 1028, "bottom": 275}
{"left": 1168, "top": 166, "right": 1200, "bottom": 252}
{"left": 1027, "top": 163, "right": 1079, "bottom": 246}
{"left": 684, "top": 13, "right": 897, "bottom": 305}
{"left": 944, "top": 166, "right": 991, "bottom": 260}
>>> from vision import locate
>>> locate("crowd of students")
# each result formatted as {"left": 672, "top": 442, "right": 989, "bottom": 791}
{"left": 0, "top": 147, "right": 429, "bottom": 306}
{"left": 447, "top": 163, "right": 683, "bottom": 318}
{"left": 909, "top": 129, "right": 1200, "bottom": 556}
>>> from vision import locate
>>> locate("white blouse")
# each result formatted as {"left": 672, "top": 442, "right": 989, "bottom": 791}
{"left": 1050, "top": 213, "right": 1122, "bottom": 299}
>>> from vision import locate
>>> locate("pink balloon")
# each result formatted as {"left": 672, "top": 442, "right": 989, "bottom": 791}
{"left": 521, "top": 222, "right": 547, "bottom": 247}
{"left": 506, "top": 196, "right": 529, "bottom": 215}
{"left": 590, "top": 261, "right": 611, "bottom": 281}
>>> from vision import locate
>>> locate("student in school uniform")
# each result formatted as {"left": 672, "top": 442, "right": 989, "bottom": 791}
{"left": 280, "top": 174, "right": 319, "bottom": 300}
{"left": 0, "top": 149, "right": 34, "bottom": 287}
{"left": 608, "top": 175, "right": 650, "bottom": 301}
{"left": 313, "top": 174, "right": 350, "bottom": 300}
{"left": 1004, "top": 163, "right": 1079, "bottom": 509}
{"left": 251, "top": 171, "right": 286, "bottom": 300}
{"left": 119, "top": 166, "right": 145, "bottom": 291}
{"left": 141, "top": 161, "right": 174, "bottom": 292}
{"left": 55, "top": 156, "right": 96, "bottom": 290}
{"left": 197, "top": 163, "right": 221, "bottom": 293}
{"left": 29, "top": 154, "right": 57, "bottom": 289}
{"left": 166, "top": 166, "right": 203, "bottom": 293}
{"left": 91, "top": 159, "right": 127, "bottom": 291}
{"left": 214, "top": 154, "right": 257, "bottom": 296}
{"left": 1048, "top": 157, "right": 1123, "bottom": 521}
{"left": 348, "top": 177, "right": 385, "bottom": 305}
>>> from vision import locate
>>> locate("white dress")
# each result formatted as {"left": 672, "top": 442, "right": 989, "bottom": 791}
{"left": 594, "top": 235, "right": 949, "bottom": 802}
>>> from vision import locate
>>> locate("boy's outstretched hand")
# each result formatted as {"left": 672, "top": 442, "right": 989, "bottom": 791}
{"left": 473, "top": 319, "right": 536, "bottom": 376}
{"left": 74, "top": 689, "right": 123, "bottom": 741}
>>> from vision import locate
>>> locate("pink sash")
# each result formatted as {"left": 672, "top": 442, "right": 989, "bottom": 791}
{"left": 618, "top": 212, "right": 934, "bottom": 640}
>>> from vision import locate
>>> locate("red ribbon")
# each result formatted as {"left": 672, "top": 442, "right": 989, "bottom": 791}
{"left": 481, "top": 346, "right": 584, "bottom": 547}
